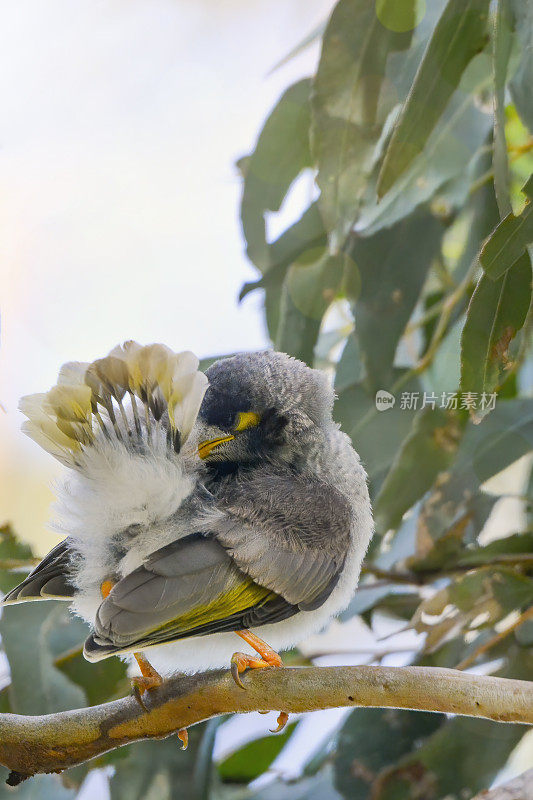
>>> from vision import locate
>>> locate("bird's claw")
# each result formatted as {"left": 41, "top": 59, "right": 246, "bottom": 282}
{"left": 177, "top": 728, "right": 188, "bottom": 750}
{"left": 270, "top": 711, "right": 289, "bottom": 734}
{"left": 230, "top": 651, "right": 270, "bottom": 690}
{"left": 131, "top": 681, "right": 149, "bottom": 711}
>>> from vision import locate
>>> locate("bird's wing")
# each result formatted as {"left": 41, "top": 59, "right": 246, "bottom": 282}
{"left": 2, "top": 539, "right": 75, "bottom": 603}
{"left": 84, "top": 478, "right": 352, "bottom": 661}
{"left": 84, "top": 532, "right": 298, "bottom": 660}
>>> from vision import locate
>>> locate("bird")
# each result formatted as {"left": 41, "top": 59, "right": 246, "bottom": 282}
{"left": 3, "top": 342, "right": 373, "bottom": 746}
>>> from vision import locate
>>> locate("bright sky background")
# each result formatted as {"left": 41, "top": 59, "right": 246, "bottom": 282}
{"left": 0, "top": 0, "right": 334, "bottom": 551}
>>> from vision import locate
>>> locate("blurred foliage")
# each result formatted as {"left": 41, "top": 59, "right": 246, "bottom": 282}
{"left": 1, "top": 0, "right": 532, "bottom": 798}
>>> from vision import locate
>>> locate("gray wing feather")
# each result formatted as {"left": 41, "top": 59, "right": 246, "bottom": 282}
{"left": 84, "top": 474, "right": 352, "bottom": 660}
{"left": 3, "top": 539, "right": 74, "bottom": 604}
{"left": 215, "top": 472, "right": 352, "bottom": 609}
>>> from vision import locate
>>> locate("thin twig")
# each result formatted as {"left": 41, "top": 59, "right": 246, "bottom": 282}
{"left": 456, "top": 607, "right": 533, "bottom": 671}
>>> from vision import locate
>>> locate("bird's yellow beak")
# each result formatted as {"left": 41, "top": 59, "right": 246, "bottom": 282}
{"left": 198, "top": 435, "right": 235, "bottom": 459}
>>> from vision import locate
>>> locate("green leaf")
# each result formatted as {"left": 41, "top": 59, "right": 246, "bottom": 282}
{"left": 348, "top": 209, "right": 445, "bottom": 390}
{"left": 334, "top": 370, "right": 421, "bottom": 495}
{"left": 312, "top": 0, "right": 415, "bottom": 244}
{"left": 0, "top": 603, "right": 86, "bottom": 715}
{"left": 370, "top": 716, "right": 526, "bottom": 800}
{"left": 373, "top": 407, "right": 463, "bottom": 535}
{"left": 56, "top": 645, "right": 128, "bottom": 705}
{"left": 334, "top": 708, "right": 444, "bottom": 799}
{"left": 334, "top": 333, "right": 364, "bottom": 392}
{"left": 240, "top": 79, "right": 313, "bottom": 271}
{"left": 239, "top": 202, "right": 328, "bottom": 343}
{"left": 252, "top": 765, "right": 343, "bottom": 800}
{"left": 377, "top": 0, "right": 491, "bottom": 197}
{"left": 461, "top": 250, "right": 532, "bottom": 397}
{"left": 509, "top": 0, "right": 533, "bottom": 134}
{"left": 218, "top": 723, "right": 297, "bottom": 783}
{"left": 414, "top": 398, "right": 533, "bottom": 556}
{"left": 357, "top": 53, "right": 493, "bottom": 235}
{"left": 268, "top": 21, "right": 327, "bottom": 75}
{"left": 456, "top": 532, "right": 533, "bottom": 566}
{"left": 455, "top": 397, "right": 533, "bottom": 486}
{"left": 0, "top": 525, "right": 36, "bottom": 593}
{"left": 275, "top": 250, "right": 347, "bottom": 364}
{"left": 479, "top": 175, "right": 533, "bottom": 279}
{"left": 492, "top": 0, "right": 514, "bottom": 216}
{"left": 110, "top": 723, "right": 213, "bottom": 800}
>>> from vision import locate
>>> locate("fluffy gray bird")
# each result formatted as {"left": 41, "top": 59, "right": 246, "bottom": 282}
{"left": 4, "top": 344, "right": 373, "bottom": 740}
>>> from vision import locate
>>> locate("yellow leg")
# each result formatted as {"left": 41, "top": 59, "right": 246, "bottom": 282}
{"left": 236, "top": 630, "right": 283, "bottom": 666}
{"left": 131, "top": 652, "right": 163, "bottom": 710}
{"left": 177, "top": 728, "right": 188, "bottom": 750}
{"left": 231, "top": 630, "right": 289, "bottom": 733}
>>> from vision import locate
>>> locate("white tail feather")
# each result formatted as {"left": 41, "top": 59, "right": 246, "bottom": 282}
{"left": 19, "top": 342, "right": 208, "bottom": 467}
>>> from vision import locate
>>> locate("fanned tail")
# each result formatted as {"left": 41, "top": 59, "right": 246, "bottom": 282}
{"left": 19, "top": 342, "right": 208, "bottom": 467}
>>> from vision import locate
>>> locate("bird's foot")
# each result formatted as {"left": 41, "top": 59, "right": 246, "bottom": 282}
{"left": 131, "top": 652, "right": 163, "bottom": 711}
{"left": 230, "top": 652, "right": 272, "bottom": 689}
{"left": 177, "top": 728, "right": 188, "bottom": 750}
{"left": 231, "top": 630, "right": 289, "bottom": 733}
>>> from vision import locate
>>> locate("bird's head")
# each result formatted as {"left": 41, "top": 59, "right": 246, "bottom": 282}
{"left": 194, "top": 351, "right": 334, "bottom": 471}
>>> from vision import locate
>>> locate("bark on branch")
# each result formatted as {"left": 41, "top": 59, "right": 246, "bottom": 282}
{"left": 0, "top": 666, "right": 531, "bottom": 780}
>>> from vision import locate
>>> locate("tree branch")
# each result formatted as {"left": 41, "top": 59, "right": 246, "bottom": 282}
{"left": 0, "top": 666, "right": 531, "bottom": 780}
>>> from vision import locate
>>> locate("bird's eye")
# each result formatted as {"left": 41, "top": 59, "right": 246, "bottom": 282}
{"left": 234, "top": 411, "right": 261, "bottom": 432}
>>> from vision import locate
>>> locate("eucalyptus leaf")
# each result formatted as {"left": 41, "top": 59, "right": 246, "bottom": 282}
{"left": 373, "top": 407, "right": 463, "bottom": 535}
{"left": 348, "top": 209, "right": 444, "bottom": 390}
{"left": 377, "top": 0, "right": 491, "bottom": 197}
{"left": 479, "top": 175, "right": 533, "bottom": 280}
{"left": 312, "top": 0, "right": 415, "bottom": 244}
{"left": 492, "top": 0, "right": 514, "bottom": 216}
{"left": 335, "top": 708, "right": 444, "bottom": 800}
{"left": 0, "top": 603, "right": 86, "bottom": 716}
{"left": 240, "top": 79, "right": 313, "bottom": 271}
{"left": 461, "top": 251, "right": 532, "bottom": 397}
{"left": 509, "top": 0, "right": 533, "bottom": 133}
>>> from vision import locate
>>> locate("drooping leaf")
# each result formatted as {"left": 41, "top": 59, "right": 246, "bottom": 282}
{"left": 0, "top": 602, "right": 86, "bottom": 715}
{"left": 492, "top": 0, "right": 514, "bottom": 216}
{"left": 253, "top": 765, "right": 343, "bottom": 800}
{"left": 348, "top": 209, "right": 445, "bottom": 390}
{"left": 312, "top": 0, "right": 416, "bottom": 244}
{"left": 239, "top": 202, "right": 328, "bottom": 342}
{"left": 334, "top": 332, "right": 364, "bottom": 392}
{"left": 479, "top": 175, "right": 533, "bottom": 279}
{"left": 373, "top": 407, "right": 463, "bottom": 535}
{"left": 412, "top": 398, "right": 533, "bottom": 558}
{"left": 334, "top": 370, "right": 421, "bottom": 495}
{"left": 370, "top": 716, "right": 527, "bottom": 800}
{"left": 357, "top": 53, "right": 493, "bottom": 235}
{"left": 110, "top": 723, "right": 214, "bottom": 800}
{"left": 377, "top": 0, "right": 491, "bottom": 197}
{"left": 218, "top": 723, "right": 297, "bottom": 783}
{"left": 509, "top": 0, "right": 533, "bottom": 134}
{"left": 56, "top": 645, "right": 128, "bottom": 706}
{"left": 240, "top": 79, "right": 313, "bottom": 271}
{"left": 0, "top": 524, "right": 36, "bottom": 593}
{"left": 334, "top": 708, "right": 444, "bottom": 800}
{"left": 275, "top": 250, "right": 347, "bottom": 364}
{"left": 461, "top": 250, "right": 532, "bottom": 398}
